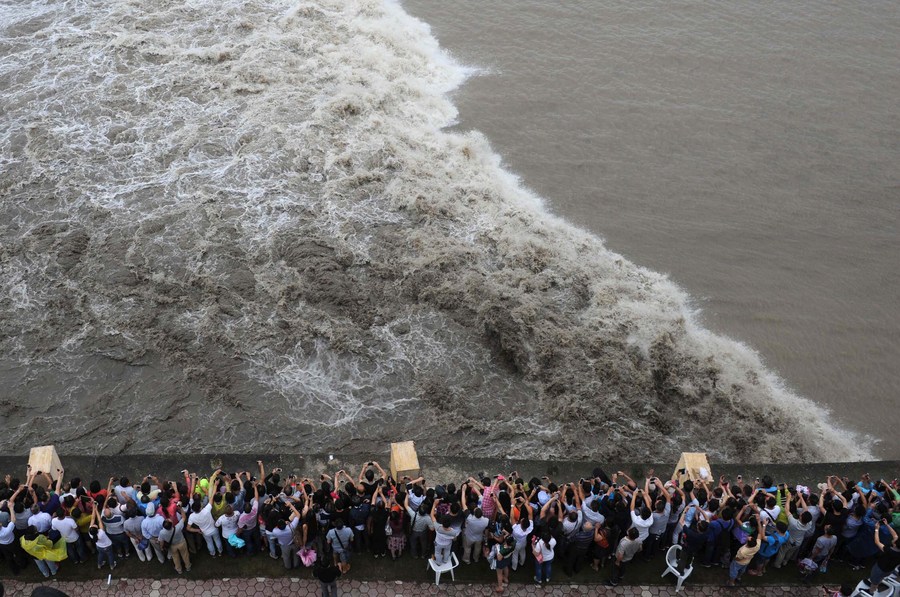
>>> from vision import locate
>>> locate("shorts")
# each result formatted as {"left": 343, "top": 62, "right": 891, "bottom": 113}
{"left": 333, "top": 549, "right": 351, "bottom": 563}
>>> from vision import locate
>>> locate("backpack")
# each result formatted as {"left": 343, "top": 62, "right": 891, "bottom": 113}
{"left": 716, "top": 520, "right": 734, "bottom": 550}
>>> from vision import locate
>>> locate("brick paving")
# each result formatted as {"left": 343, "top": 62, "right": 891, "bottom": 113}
{"left": 3, "top": 578, "right": 825, "bottom": 596}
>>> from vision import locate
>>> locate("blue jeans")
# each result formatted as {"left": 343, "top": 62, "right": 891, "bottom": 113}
{"left": 34, "top": 558, "right": 59, "bottom": 577}
{"left": 97, "top": 546, "right": 116, "bottom": 568}
{"left": 729, "top": 560, "right": 748, "bottom": 580}
{"left": 66, "top": 536, "right": 87, "bottom": 563}
{"left": 870, "top": 562, "right": 891, "bottom": 586}
{"left": 534, "top": 559, "right": 552, "bottom": 582}
{"left": 242, "top": 526, "right": 261, "bottom": 556}
{"left": 108, "top": 532, "right": 130, "bottom": 557}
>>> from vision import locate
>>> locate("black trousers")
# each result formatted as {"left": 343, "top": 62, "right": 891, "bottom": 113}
{"left": 0, "top": 541, "right": 27, "bottom": 574}
{"left": 563, "top": 544, "right": 590, "bottom": 575}
{"left": 609, "top": 558, "right": 629, "bottom": 584}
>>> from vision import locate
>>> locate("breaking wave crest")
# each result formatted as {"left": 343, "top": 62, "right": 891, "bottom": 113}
{"left": 0, "top": 0, "right": 869, "bottom": 461}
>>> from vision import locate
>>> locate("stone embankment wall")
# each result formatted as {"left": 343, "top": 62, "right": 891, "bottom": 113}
{"left": 1, "top": 453, "right": 896, "bottom": 486}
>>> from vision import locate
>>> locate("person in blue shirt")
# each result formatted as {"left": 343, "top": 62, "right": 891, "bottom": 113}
{"left": 748, "top": 516, "right": 788, "bottom": 576}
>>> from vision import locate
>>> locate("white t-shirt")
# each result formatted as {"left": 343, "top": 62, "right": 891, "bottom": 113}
{"left": 189, "top": 503, "right": 216, "bottom": 536}
{"left": 760, "top": 505, "right": 782, "bottom": 526}
{"left": 512, "top": 521, "right": 534, "bottom": 547}
{"left": 95, "top": 529, "right": 112, "bottom": 549}
{"left": 562, "top": 511, "right": 584, "bottom": 535}
{"left": 0, "top": 521, "right": 15, "bottom": 545}
{"left": 114, "top": 485, "right": 136, "bottom": 504}
{"left": 28, "top": 512, "right": 52, "bottom": 533}
{"left": 630, "top": 510, "right": 653, "bottom": 541}
{"left": 535, "top": 536, "right": 557, "bottom": 561}
{"left": 408, "top": 493, "right": 425, "bottom": 510}
{"left": 52, "top": 517, "right": 80, "bottom": 543}
{"left": 216, "top": 512, "right": 240, "bottom": 538}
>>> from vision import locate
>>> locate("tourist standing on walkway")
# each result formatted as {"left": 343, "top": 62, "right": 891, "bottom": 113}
{"left": 313, "top": 556, "right": 342, "bottom": 597}
{"left": 89, "top": 505, "right": 116, "bottom": 570}
{"left": 141, "top": 504, "right": 166, "bottom": 564}
{"left": 510, "top": 505, "right": 534, "bottom": 572}
{"left": 727, "top": 514, "right": 763, "bottom": 586}
{"left": 404, "top": 491, "right": 432, "bottom": 559}
{"left": 271, "top": 499, "right": 302, "bottom": 569}
{"left": 19, "top": 526, "right": 65, "bottom": 578}
{"left": 867, "top": 520, "right": 900, "bottom": 586}
{"left": 431, "top": 498, "right": 460, "bottom": 566}
{"left": 532, "top": 529, "right": 556, "bottom": 585}
{"left": 187, "top": 469, "right": 224, "bottom": 557}
{"left": 159, "top": 505, "right": 191, "bottom": 574}
{"left": 326, "top": 518, "right": 354, "bottom": 574}
{"left": 606, "top": 527, "right": 642, "bottom": 587}
{"left": 493, "top": 535, "right": 515, "bottom": 593}
{"left": 368, "top": 487, "right": 389, "bottom": 559}
{"left": 51, "top": 506, "right": 86, "bottom": 565}
{"left": 460, "top": 485, "right": 489, "bottom": 564}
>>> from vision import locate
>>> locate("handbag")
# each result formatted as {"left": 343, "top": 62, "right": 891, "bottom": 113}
{"left": 384, "top": 520, "right": 393, "bottom": 537}
{"left": 531, "top": 536, "right": 543, "bottom": 563}
{"left": 298, "top": 546, "right": 317, "bottom": 567}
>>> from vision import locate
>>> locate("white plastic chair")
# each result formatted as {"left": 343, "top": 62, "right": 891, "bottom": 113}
{"left": 884, "top": 575, "right": 900, "bottom": 592}
{"left": 661, "top": 544, "right": 693, "bottom": 592}
{"left": 426, "top": 552, "right": 460, "bottom": 585}
{"left": 851, "top": 580, "right": 895, "bottom": 597}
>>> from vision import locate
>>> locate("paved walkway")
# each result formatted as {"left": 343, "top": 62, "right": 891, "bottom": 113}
{"left": 3, "top": 578, "right": 825, "bottom": 596}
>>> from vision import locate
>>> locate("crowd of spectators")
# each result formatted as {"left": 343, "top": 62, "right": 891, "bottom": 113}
{"left": 1, "top": 462, "right": 898, "bottom": 595}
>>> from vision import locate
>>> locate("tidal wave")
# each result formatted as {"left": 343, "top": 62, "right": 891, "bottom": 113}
{"left": 0, "top": 0, "right": 869, "bottom": 461}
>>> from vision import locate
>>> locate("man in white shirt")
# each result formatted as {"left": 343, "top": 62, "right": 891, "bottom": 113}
{"left": 215, "top": 505, "right": 241, "bottom": 557}
{"left": 187, "top": 501, "right": 222, "bottom": 556}
{"left": 52, "top": 509, "right": 86, "bottom": 564}
{"left": 28, "top": 505, "right": 52, "bottom": 533}
{"left": 629, "top": 488, "right": 653, "bottom": 542}
{"left": 511, "top": 517, "right": 534, "bottom": 571}
{"left": 114, "top": 478, "right": 137, "bottom": 504}
{"left": 759, "top": 496, "right": 782, "bottom": 528}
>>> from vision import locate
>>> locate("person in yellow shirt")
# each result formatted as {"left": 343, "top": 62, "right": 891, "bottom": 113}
{"left": 727, "top": 515, "right": 764, "bottom": 586}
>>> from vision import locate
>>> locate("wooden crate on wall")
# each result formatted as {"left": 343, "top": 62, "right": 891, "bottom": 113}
{"left": 672, "top": 452, "right": 712, "bottom": 486}
{"left": 28, "top": 445, "right": 63, "bottom": 488}
{"left": 390, "top": 441, "right": 420, "bottom": 481}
